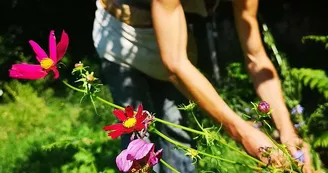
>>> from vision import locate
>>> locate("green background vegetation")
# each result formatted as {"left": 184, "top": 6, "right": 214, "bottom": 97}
{"left": 0, "top": 0, "right": 327, "bottom": 172}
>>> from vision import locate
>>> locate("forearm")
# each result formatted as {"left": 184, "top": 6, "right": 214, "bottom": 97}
{"left": 233, "top": 0, "right": 294, "bottom": 132}
{"left": 174, "top": 59, "right": 249, "bottom": 139}
{"left": 151, "top": 0, "right": 249, "bottom": 139}
{"left": 248, "top": 56, "right": 294, "bottom": 132}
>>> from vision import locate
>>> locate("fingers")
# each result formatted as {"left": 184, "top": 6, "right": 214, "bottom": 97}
{"left": 301, "top": 142, "right": 313, "bottom": 173}
{"left": 285, "top": 137, "right": 303, "bottom": 155}
{"left": 270, "top": 149, "right": 289, "bottom": 168}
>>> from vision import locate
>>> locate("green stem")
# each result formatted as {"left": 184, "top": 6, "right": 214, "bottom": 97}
{"left": 62, "top": 80, "right": 265, "bottom": 170}
{"left": 154, "top": 118, "right": 206, "bottom": 136}
{"left": 62, "top": 80, "right": 86, "bottom": 93}
{"left": 214, "top": 138, "right": 265, "bottom": 166}
{"left": 153, "top": 129, "right": 262, "bottom": 171}
{"left": 191, "top": 111, "right": 204, "bottom": 131}
{"left": 189, "top": 110, "right": 263, "bottom": 165}
{"left": 95, "top": 96, "right": 124, "bottom": 110}
{"left": 160, "top": 159, "right": 180, "bottom": 173}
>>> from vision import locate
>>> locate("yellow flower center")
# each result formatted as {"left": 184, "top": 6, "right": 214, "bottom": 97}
{"left": 123, "top": 118, "right": 137, "bottom": 128}
{"left": 40, "top": 58, "right": 54, "bottom": 69}
{"left": 130, "top": 164, "right": 149, "bottom": 173}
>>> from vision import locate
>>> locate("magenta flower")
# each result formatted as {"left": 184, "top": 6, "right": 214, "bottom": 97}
{"left": 9, "top": 30, "right": 69, "bottom": 80}
{"left": 258, "top": 101, "right": 270, "bottom": 114}
{"left": 116, "top": 139, "right": 163, "bottom": 173}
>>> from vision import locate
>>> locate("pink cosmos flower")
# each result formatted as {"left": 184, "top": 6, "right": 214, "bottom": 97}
{"left": 116, "top": 139, "right": 163, "bottom": 173}
{"left": 9, "top": 30, "right": 69, "bottom": 80}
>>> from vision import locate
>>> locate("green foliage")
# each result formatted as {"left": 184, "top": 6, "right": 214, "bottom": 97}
{"left": 0, "top": 81, "right": 119, "bottom": 173}
{"left": 197, "top": 131, "right": 257, "bottom": 173}
{"left": 313, "top": 132, "right": 328, "bottom": 148}
{"left": 291, "top": 68, "right": 328, "bottom": 99}
{"left": 302, "top": 35, "right": 328, "bottom": 49}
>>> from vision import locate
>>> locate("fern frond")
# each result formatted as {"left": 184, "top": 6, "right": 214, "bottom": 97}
{"left": 291, "top": 68, "right": 328, "bottom": 100}
{"left": 302, "top": 35, "right": 328, "bottom": 49}
{"left": 313, "top": 132, "right": 328, "bottom": 148}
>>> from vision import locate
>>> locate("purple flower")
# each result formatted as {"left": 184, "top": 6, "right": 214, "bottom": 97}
{"left": 291, "top": 104, "right": 304, "bottom": 115}
{"left": 258, "top": 101, "right": 270, "bottom": 114}
{"left": 116, "top": 139, "right": 163, "bottom": 173}
{"left": 294, "top": 121, "right": 305, "bottom": 129}
{"left": 293, "top": 150, "right": 305, "bottom": 163}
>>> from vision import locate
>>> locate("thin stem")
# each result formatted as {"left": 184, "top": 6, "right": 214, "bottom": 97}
{"left": 160, "top": 159, "right": 180, "bottom": 173}
{"left": 214, "top": 138, "right": 265, "bottom": 166}
{"left": 62, "top": 80, "right": 86, "bottom": 93}
{"left": 62, "top": 80, "right": 266, "bottom": 170}
{"left": 154, "top": 118, "right": 206, "bottom": 136}
{"left": 95, "top": 96, "right": 124, "bottom": 110}
{"left": 153, "top": 129, "right": 262, "bottom": 171}
{"left": 191, "top": 111, "right": 204, "bottom": 131}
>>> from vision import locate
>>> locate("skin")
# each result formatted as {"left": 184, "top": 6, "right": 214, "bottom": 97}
{"left": 150, "top": 0, "right": 312, "bottom": 172}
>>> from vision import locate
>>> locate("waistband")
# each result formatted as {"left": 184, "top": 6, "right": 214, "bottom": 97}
{"left": 100, "top": 0, "right": 153, "bottom": 28}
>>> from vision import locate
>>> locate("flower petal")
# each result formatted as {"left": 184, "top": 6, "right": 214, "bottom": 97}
{"left": 51, "top": 66, "right": 59, "bottom": 79}
{"left": 136, "top": 112, "right": 147, "bottom": 124}
{"left": 293, "top": 150, "right": 305, "bottom": 163}
{"left": 104, "top": 124, "right": 125, "bottom": 139}
{"left": 56, "top": 30, "right": 69, "bottom": 62}
{"left": 134, "top": 123, "right": 145, "bottom": 132}
{"left": 127, "top": 139, "right": 154, "bottom": 160}
{"left": 108, "top": 130, "right": 124, "bottom": 139}
{"left": 113, "top": 109, "right": 127, "bottom": 122}
{"left": 148, "top": 149, "right": 163, "bottom": 166}
{"left": 29, "top": 40, "right": 48, "bottom": 62}
{"left": 116, "top": 149, "right": 133, "bottom": 172}
{"left": 9, "top": 64, "right": 48, "bottom": 80}
{"left": 103, "top": 123, "right": 124, "bottom": 131}
{"left": 125, "top": 106, "right": 134, "bottom": 118}
{"left": 135, "top": 104, "right": 144, "bottom": 119}
{"left": 49, "top": 30, "right": 57, "bottom": 62}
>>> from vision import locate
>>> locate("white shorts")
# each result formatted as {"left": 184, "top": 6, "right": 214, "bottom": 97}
{"left": 92, "top": 0, "right": 198, "bottom": 81}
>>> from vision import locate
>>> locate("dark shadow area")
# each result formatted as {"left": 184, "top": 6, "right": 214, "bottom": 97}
{"left": 12, "top": 145, "right": 78, "bottom": 173}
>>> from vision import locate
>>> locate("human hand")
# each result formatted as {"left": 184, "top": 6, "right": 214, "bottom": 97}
{"left": 280, "top": 129, "right": 313, "bottom": 173}
{"left": 237, "top": 122, "right": 288, "bottom": 167}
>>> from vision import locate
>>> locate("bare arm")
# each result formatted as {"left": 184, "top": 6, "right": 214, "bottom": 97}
{"left": 150, "top": 0, "right": 297, "bottom": 164}
{"left": 151, "top": 0, "right": 248, "bottom": 140}
{"left": 232, "top": 0, "right": 294, "bottom": 133}
{"left": 233, "top": 1, "right": 312, "bottom": 171}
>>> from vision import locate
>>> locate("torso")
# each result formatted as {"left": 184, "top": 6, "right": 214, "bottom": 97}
{"left": 100, "top": 0, "right": 223, "bottom": 27}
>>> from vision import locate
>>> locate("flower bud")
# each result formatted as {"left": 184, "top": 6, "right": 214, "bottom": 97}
{"left": 86, "top": 74, "right": 95, "bottom": 82}
{"left": 74, "top": 62, "right": 83, "bottom": 68}
{"left": 258, "top": 101, "right": 270, "bottom": 113}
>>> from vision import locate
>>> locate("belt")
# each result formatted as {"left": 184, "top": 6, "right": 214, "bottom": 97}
{"left": 100, "top": 0, "right": 153, "bottom": 28}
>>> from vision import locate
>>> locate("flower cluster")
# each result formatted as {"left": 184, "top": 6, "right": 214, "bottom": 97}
{"left": 103, "top": 104, "right": 160, "bottom": 171}
{"left": 7, "top": 30, "right": 313, "bottom": 173}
